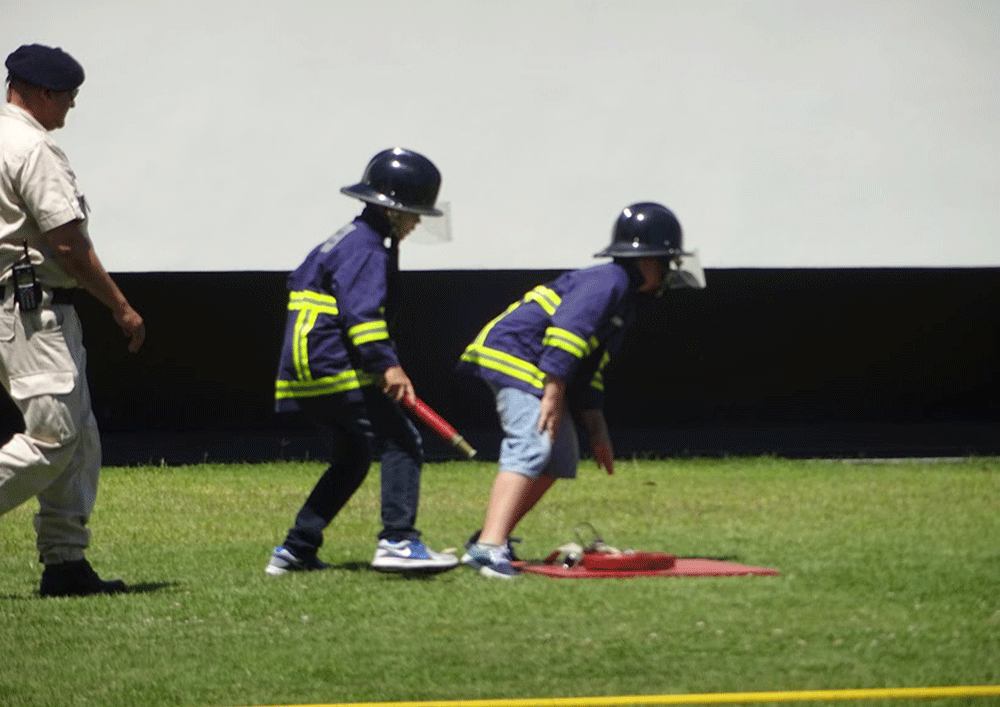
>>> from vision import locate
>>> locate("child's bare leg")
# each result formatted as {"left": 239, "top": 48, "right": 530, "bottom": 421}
{"left": 508, "top": 474, "right": 556, "bottom": 537}
{"left": 480, "top": 472, "right": 556, "bottom": 545}
{"left": 479, "top": 471, "right": 529, "bottom": 545}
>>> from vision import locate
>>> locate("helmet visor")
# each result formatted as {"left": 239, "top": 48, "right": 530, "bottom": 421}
{"left": 405, "top": 201, "right": 452, "bottom": 244}
{"left": 664, "top": 250, "right": 706, "bottom": 290}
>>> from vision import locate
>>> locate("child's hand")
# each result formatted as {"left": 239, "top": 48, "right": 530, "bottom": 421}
{"left": 538, "top": 377, "right": 567, "bottom": 441}
{"left": 580, "top": 409, "right": 615, "bottom": 475}
{"left": 380, "top": 365, "right": 415, "bottom": 405}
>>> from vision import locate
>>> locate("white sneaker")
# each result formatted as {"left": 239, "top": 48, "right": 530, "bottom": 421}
{"left": 371, "top": 539, "right": 458, "bottom": 572}
{"left": 461, "top": 542, "right": 519, "bottom": 579}
{"left": 265, "top": 546, "right": 331, "bottom": 576}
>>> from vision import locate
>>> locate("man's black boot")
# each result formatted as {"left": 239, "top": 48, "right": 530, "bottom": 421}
{"left": 39, "top": 559, "right": 127, "bottom": 597}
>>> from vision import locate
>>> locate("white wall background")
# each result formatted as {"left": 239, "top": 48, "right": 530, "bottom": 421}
{"left": 5, "top": 0, "right": 999, "bottom": 271}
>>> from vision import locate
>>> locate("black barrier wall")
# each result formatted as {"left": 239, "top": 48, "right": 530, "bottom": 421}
{"left": 1, "top": 269, "right": 997, "bottom": 464}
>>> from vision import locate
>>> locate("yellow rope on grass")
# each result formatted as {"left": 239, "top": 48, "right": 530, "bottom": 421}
{"left": 243, "top": 684, "right": 1000, "bottom": 707}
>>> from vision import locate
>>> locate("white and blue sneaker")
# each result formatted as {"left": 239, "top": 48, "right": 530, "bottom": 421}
{"left": 461, "top": 542, "right": 519, "bottom": 579}
{"left": 466, "top": 530, "right": 522, "bottom": 562}
{"left": 265, "top": 546, "right": 331, "bottom": 576}
{"left": 371, "top": 539, "right": 458, "bottom": 572}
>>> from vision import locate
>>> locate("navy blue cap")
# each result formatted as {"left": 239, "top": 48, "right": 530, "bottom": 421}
{"left": 5, "top": 44, "right": 85, "bottom": 91}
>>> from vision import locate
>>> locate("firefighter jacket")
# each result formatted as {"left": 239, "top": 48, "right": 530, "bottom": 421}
{"left": 275, "top": 209, "right": 400, "bottom": 412}
{"left": 458, "top": 262, "right": 637, "bottom": 410}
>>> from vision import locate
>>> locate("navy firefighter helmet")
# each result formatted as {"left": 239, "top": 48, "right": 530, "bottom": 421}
{"left": 594, "top": 202, "right": 683, "bottom": 259}
{"left": 341, "top": 147, "right": 443, "bottom": 216}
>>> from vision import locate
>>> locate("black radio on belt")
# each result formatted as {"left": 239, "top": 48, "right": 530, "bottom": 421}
{"left": 12, "top": 241, "right": 42, "bottom": 312}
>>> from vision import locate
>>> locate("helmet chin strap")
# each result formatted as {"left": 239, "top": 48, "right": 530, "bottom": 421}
{"left": 380, "top": 208, "right": 403, "bottom": 239}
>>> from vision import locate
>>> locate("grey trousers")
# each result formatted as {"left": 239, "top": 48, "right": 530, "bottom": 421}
{"left": 0, "top": 292, "right": 101, "bottom": 564}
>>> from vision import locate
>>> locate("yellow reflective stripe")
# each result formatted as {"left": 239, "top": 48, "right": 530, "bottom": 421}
{"left": 460, "top": 344, "right": 545, "bottom": 389}
{"left": 470, "top": 302, "right": 519, "bottom": 349}
{"left": 472, "top": 286, "right": 556, "bottom": 350}
{"left": 348, "top": 320, "right": 389, "bottom": 345}
{"left": 590, "top": 351, "right": 611, "bottom": 392}
{"left": 289, "top": 290, "right": 339, "bottom": 315}
{"left": 292, "top": 308, "right": 319, "bottom": 381}
{"left": 543, "top": 326, "right": 590, "bottom": 358}
{"left": 523, "top": 285, "right": 561, "bottom": 316}
{"left": 287, "top": 290, "right": 340, "bottom": 382}
{"left": 280, "top": 289, "right": 378, "bottom": 399}
{"left": 276, "top": 370, "right": 374, "bottom": 399}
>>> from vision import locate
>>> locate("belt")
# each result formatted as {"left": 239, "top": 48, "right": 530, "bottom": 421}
{"left": 2, "top": 285, "right": 76, "bottom": 305}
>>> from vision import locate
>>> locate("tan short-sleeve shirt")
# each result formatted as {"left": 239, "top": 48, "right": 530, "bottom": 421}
{"left": 0, "top": 103, "right": 84, "bottom": 289}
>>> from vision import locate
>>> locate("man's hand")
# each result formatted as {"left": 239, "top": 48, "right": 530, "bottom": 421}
{"left": 537, "top": 377, "right": 566, "bottom": 441}
{"left": 580, "top": 408, "right": 615, "bottom": 475}
{"left": 380, "top": 365, "right": 415, "bottom": 404}
{"left": 45, "top": 220, "right": 145, "bottom": 353}
{"left": 114, "top": 304, "right": 145, "bottom": 353}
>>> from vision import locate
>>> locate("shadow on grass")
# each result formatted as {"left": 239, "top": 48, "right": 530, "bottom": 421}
{"left": 123, "top": 581, "right": 182, "bottom": 595}
{"left": 327, "top": 561, "right": 372, "bottom": 572}
{"left": 1, "top": 581, "right": 181, "bottom": 601}
{"left": 327, "top": 561, "right": 459, "bottom": 580}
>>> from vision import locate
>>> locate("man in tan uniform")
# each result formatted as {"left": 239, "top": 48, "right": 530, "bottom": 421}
{"left": 1, "top": 44, "right": 145, "bottom": 596}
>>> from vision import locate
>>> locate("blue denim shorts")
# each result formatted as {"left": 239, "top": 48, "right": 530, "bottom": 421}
{"left": 492, "top": 385, "right": 579, "bottom": 480}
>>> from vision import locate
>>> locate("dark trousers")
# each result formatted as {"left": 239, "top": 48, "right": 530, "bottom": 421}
{"left": 282, "top": 388, "right": 424, "bottom": 559}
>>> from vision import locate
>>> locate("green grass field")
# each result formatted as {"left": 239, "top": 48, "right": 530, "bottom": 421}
{"left": 1, "top": 457, "right": 998, "bottom": 707}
